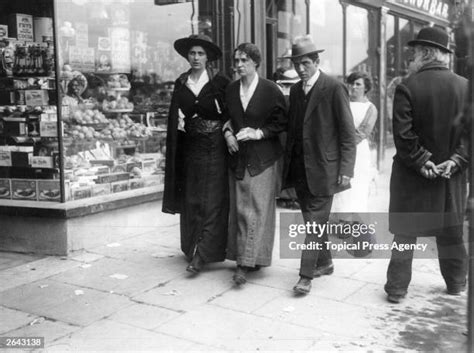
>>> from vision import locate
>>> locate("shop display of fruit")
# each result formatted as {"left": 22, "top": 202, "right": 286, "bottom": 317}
{"left": 99, "top": 114, "right": 152, "bottom": 140}
{"left": 71, "top": 109, "right": 108, "bottom": 125}
{"left": 66, "top": 124, "right": 101, "bottom": 140}
{"left": 102, "top": 97, "right": 134, "bottom": 111}
{"left": 107, "top": 74, "right": 131, "bottom": 89}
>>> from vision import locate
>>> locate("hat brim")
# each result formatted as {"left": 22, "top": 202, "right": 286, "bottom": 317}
{"left": 407, "top": 39, "right": 453, "bottom": 53}
{"left": 174, "top": 37, "right": 222, "bottom": 61}
{"left": 288, "top": 49, "right": 325, "bottom": 59}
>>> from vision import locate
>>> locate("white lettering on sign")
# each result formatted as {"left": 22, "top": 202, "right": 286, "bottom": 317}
{"left": 395, "top": 0, "right": 449, "bottom": 19}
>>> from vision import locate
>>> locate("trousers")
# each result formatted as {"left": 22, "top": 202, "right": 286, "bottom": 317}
{"left": 384, "top": 234, "right": 467, "bottom": 296}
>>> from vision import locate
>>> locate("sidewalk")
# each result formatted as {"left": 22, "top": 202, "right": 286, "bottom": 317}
{"left": 0, "top": 151, "right": 468, "bottom": 352}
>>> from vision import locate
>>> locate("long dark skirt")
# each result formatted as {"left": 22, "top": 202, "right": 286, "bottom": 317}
{"left": 180, "top": 122, "right": 229, "bottom": 263}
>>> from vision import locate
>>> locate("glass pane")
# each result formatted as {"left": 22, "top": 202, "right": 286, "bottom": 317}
{"left": 0, "top": 0, "right": 61, "bottom": 202}
{"left": 56, "top": 0, "right": 215, "bottom": 202}
{"left": 346, "top": 5, "right": 369, "bottom": 75}
{"left": 309, "top": 0, "right": 343, "bottom": 77}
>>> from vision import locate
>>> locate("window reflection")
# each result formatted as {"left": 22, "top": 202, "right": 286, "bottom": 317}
{"left": 309, "top": 0, "right": 343, "bottom": 76}
{"left": 346, "top": 5, "right": 369, "bottom": 75}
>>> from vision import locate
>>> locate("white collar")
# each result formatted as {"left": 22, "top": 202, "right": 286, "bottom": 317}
{"left": 186, "top": 70, "right": 209, "bottom": 96}
{"left": 240, "top": 74, "right": 259, "bottom": 111}
{"left": 304, "top": 69, "right": 320, "bottom": 90}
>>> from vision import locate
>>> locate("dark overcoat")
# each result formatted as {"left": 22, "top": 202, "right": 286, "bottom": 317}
{"left": 389, "top": 63, "right": 469, "bottom": 236}
{"left": 162, "top": 69, "right": 229, "bottom": 214}
{"left": 282, "top": 72, "right": 356, "bottom": 196}
{"left": 226, "top": 77, "right": 287, "bottom": 179}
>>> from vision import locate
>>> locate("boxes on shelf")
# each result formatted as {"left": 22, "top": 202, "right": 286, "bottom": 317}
{"left": 33, "top": 17, "right": 53, "bottom": 42}
{"left": 11, "top": 179, "right": 37, "bottom": 200}
{"left": 142, "top": 174, "right": 161, "bottom": 187}
{"left": 2, "top": 117, "right": 28, "bottom": 136}
{"left": 141, "top": 159, "right": 156, "bottom": 174}
{"left": 11, "top": 151, "right": 32, "bottom": 167}
{"left": 111, "top": 180, "right": 129, "bottom": 193}
{"left": 9, "top": 13, "right": 34, "bottom": 42}
{"left": 0, "top": 25, "right": 8, "bottom": 40}
{"left": 129, "top": 178, "right": 145, "bottom": 190}
{"left": 25, "top": 90, "right": 49, "bottom": 106}
{"left": 91, "top": 183, "right": 110, "bottom": 197}
{"left": 39, "top": 120, "right": 57, "bottom": 137}
{"left": 37, "top": 180, "right": 62, "bottom": 202}
{"left": 31, "top": 156, "right": 54, "bottom": 168}
{"left": 95, "top": 172, "right": 129, "bottom": 184}
{"left": 71, "top": 185, "right": 92, "bottom": 200}
{"left": 0, "top": 178, "right": 11, "bottom": 199}
{"left": 0, "top": 150, "right": 12, "bottom": 166}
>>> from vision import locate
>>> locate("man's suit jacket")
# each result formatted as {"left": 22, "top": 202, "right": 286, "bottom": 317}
{"left": 283, "top": 71, "right": 356, "bottom": 196}
{"left": 226, "top": 77, "right": 287, "bottom": 179}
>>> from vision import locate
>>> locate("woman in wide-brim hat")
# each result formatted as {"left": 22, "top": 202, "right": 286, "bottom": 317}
{"left": 163, "top": 34, "right": 231, "bottom": 275}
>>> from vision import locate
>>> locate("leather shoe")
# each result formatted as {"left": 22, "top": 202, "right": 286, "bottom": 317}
{"left": 313, "top": 263, "right": 334, "bottom": 278}
{"left": 233, "top": 266, "right": 248, "bottom": 285}
{"left": 186, "top": 253, "right": 204, "bottom": 274}
{"left": 387, "top": 294, "right": 405, "bottom": 304}
{"left": 293, "top": 277, "right": 312, "bottom": 294}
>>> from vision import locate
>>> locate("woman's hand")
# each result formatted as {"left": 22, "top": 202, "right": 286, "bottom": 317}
{"left": 235, "top": 127, "right": 264, "bottom": 141}
{"left": 225, "top": 131, "right": 239, "bottom": 154}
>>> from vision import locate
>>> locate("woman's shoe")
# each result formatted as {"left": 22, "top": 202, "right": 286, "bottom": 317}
{"left": 232, "top": 266, "right": 248, "bottom": 285}
{"left": 186, "top": 253, "right": 204, "bottom": 274}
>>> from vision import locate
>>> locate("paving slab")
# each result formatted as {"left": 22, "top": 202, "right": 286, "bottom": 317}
{"left": 155, "top": 304, "right": 318, "bottom": 351}
{"left": 68, "top": 251, "right": 104, "bottom": 263}
{"left": 87, "top": 236, "right": 181, "bottom": 265}
{"left": 0, "top": 251, "right": 43, "bottom": 271}
{"left": 0, "top": 279, "right": 131, "bottom": 326}
{"left": 3, "top": 318, "right": 78, "bottom": 347}
{"left": 49, "top": 257, "right": 183, "bottom": 297}
{"left": 0, "top": 257, "right": 82, "bottom": 292}
{"left": 45, "top": 319, "right": 195, "bottom": 351}
{"left": 133, "top": 272, "right": 233, "bottom": 312}
{"left": 0, "top": 306, "right": 38, "bottom": 334}
{"left": 108, "top": 303, "right": 182, "bottom": 330}
{"left": 253, "top": 294, "right": 380, "bottom": 343}
{"left": 209, "top": 282, "right": 288, "bottom": 314}
{"left": 131, "top": 225, "right": 182, "bottom": 249}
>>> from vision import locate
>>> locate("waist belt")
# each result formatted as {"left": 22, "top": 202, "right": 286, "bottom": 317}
{"left": 185, "top": 116, "right": 223, "bottom": 134}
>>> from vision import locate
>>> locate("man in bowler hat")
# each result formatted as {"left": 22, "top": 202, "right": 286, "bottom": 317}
{"left": 282, "top": 36, "right": 356, "bottom": 294}
{"left": 384, "top": 27, "right": 469, "bottom": 303}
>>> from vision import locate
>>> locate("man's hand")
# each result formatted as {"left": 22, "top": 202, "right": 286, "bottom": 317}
{"left": 435, "top": 160, "right": 458, "bottom": 179}
{"left": 235, "top": 127, "right": 263, "bottom": 141}
{"left": 337, "top": 175, "right": 351, "bottom": 187}
{"left": 419, "top": 160, "right": 440, "bottom": 179}
{"left": 225, "top": 132, "right": 239, "bottom": 154}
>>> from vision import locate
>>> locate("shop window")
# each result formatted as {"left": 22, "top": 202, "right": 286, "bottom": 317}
{"left": 54, "top": 0, "right": 222, "bottom": 202}
{"left": 309, "top": 0, "right": 343, "bottom": 77}
{"left": 346, "top": 5, "right": 370, "bottom": 75}
{"left": 0, "top": 0, "right": 60, "bottom": 202}
{"left": 273, "top": 0, "right": 310, "bottom": 80}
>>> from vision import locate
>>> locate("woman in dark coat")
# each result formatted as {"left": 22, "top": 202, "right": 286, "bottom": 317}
{"left": 162, "top": 34, "right": 230, "bottom": 274}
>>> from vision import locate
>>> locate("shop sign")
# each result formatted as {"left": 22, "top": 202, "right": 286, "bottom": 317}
{"left": 110, "top": 27, "right": 131, "bottom": 73}
{"left": 390, "top": 0, "right": 450, "bottom": 20}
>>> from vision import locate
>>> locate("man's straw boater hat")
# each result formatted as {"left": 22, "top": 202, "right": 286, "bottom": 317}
{"left": 407, "top": 26, "right": 453, "bottom": 53}
{"left": 288, "top": 35, "right": 325, "bottom": 59}
{"left": 174, "top": 34, "right": 222, "bottom": 61}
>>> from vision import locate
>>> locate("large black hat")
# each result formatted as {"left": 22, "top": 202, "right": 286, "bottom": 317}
{"left": 174, "top": 34, "right": 222, "bottom": 61}
{"left": 288, "top": 35, "right": 324, "bottom": 59}
{"left": 407, "top": 27, "right": 452, "bottom": 53}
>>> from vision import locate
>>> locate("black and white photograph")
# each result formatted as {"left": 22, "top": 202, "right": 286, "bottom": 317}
{"left": 0, "top": 0, "right": 473, "bottom": 352}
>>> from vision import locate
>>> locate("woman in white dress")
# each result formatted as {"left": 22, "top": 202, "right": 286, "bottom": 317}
{"left": 332, "top": 71, "right": 377, "bottom": 219}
